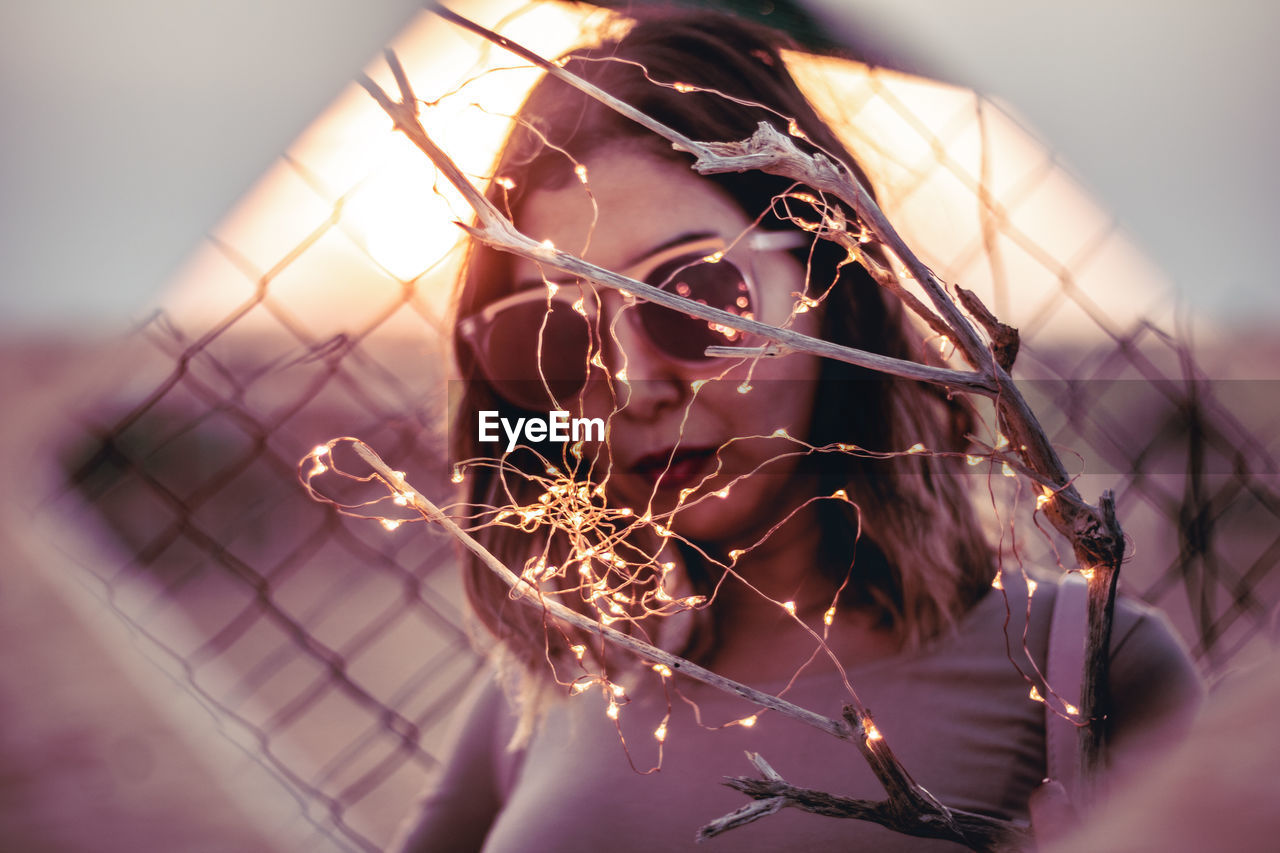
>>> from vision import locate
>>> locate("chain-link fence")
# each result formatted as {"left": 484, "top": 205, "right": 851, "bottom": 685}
{"left": 34, "top": 2, "right": 1280, "bottom": 849}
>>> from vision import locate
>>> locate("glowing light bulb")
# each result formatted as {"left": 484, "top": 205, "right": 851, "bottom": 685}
{"left": 782, "top": 600, "right": 796, "bottom": 614}
{"left": 737, "top": 382, "right": 752, "bottom": 394}
{"left": 691, "top": 379, "right": 708, "bottom": 392}
{"left": 714, "top": 488, "right": 730, "bottom": 499}
{"left": 541, "top": 239, "right": 556, "bottom": 251}
{"left": 574, "top": 164, "right": 589, "bottom": 184}
{"left": 307, "top": 445, "right": 330, "bottom": 477}
{"left": 546, "top": 280, "right": 559, "bottom": 297}
{"left": 572, "top": 297, "right": 587, "bottom": 316}
{"left": 1064, "top": 702, "right": 1080, "bottom": 716}
{"left": 570, "top": 644, "right": 586, "bottom": 660}
{"left": 966, "top": 454, "right": 982, "bottom": 466}
{"left": 1026, "top": 578, "right": 1039, "bottom": 596}
{"left": 1001, "top": 461, "right": 1016, "bottom": 478}
{"left": 615, "top": 367, "right": 628, "bottom": 382}
{"left": 1036, "top": 488, "right": 1053, "bottom": 509}
{"left": 654, "top": 722, "right": 668, "bottom": 742}
{"left": 832, "top": 489, "right": 847, "bottom": 499}
{"left": 1030, "top": 686, "right": 1045, "bottom": 704}
{"left": 652, "top": 663, "right": 672, "bottom": 677}
{"left": 495, "top": 176, "right": 515, "bottom": 190}
{"left": 728, "top": 549, "right": 744, "bottom": 561}
{"left": 606, "top": 701, "right": 620, "bottom": 720}
{"left": 991, "top": 571, "right": 1004, "bottom": 590}
{"left": 907, "top": 443, "right": 926, "bottom": 454}
{"left": 823, "top": 606, "right": 836, "bottom": 626}
{"left": 451, "top": 468, "right": 464, "bottom": 484}
{"left": 787, "top": 119, "right": 809, "bottom": 140}
{"left": 738, "top": 715, "right": 757, "bottom": 728}
{"left": 673, "top": 82, "right": 696, "bottom": 93}
{"left": 1080, "top": 567, "right": 1096, "bottom": 581}
{"left": 380, "top": 519, "right": 402, "bottom": 531}
{"left": 772, "top": 428, "right": 790, "bottom": 439}
{"left": 864, "top": 722, "right": 883, "bottom": 741}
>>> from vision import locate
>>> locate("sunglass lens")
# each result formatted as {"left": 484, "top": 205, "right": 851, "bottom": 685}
{"left": 640, "top": 255, "right": 754, "bottom": 360}
{"left": 481, "top": 300, "right": 591, "bottom": 408}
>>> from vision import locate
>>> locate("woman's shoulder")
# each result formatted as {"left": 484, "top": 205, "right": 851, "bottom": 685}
{"left": 1103, "top": 590, "right": 1205, "bottom": 744}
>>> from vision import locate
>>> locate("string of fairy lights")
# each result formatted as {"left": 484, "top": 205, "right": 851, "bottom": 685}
{"left": 300, "top": 413, "right": 1087, "bottom": 771}
{"left": 299, "top": 11, "right": 1093, "bottom": 774}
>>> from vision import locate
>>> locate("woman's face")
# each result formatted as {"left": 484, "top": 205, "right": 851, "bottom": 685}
{"left": 510, "top": 146, "right": 824, "bottom": 545}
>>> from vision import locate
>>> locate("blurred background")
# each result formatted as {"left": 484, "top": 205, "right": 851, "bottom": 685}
{"left": 2, "top": 1, "right": 1277, "bottom": 850}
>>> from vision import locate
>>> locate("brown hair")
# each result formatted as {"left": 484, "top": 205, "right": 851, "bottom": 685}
{"left": 450, "top": 9, "right": 994, "bottom": 681}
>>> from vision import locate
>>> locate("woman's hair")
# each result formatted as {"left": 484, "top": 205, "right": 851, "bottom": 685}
{"left": 450, "top": 9, "right": 995, "bottom": 680}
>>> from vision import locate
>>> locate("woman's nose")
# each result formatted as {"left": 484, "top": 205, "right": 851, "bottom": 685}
{"left": 602, "top": 304, "right": 686, "bottom": 419}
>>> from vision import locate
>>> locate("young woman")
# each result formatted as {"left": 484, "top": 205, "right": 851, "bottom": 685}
{"left": 397, "top": 9, "right": 1202, "bottom": 851}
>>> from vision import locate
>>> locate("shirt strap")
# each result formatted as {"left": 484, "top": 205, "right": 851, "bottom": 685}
{"left": 1045, "top": 571, "right": 1088, "bottom": 803}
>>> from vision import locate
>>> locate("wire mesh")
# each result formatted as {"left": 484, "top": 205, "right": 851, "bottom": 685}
{"left": 39, "top": 2, "right": 1280, "bottom": 849}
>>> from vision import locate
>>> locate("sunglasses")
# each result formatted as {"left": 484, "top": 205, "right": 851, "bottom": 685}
{"left": 457, "top": 231, "right": 808, "bottom": 411}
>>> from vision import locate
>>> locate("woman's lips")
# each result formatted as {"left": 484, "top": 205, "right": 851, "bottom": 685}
{"left": 628, "top": 447, "right": 717, "bottom": 490}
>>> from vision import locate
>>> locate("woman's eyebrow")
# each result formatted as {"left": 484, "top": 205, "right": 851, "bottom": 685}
{"left": 514, "top": 230, "right": 719, "bottom": 291}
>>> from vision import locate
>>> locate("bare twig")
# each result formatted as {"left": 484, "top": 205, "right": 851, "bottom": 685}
{"left": 696, "top": 753, "right": 786, "bottom": 841}
{"left": 700, "top": 745, "right": 1031, "bottom": 850}
{"left": 710, "top": 757, "right": 1032, "bottom": 851}
{"left": 956, "top": 286, "right": 1020, "bottom": 372}
{"left": 350, "top": 441, "right": 850, "bottom": 741}
{"left": 346, "top": 440, "right": 1029, "bottom": 851}
{"left": 356, "top": 55, "right": 993, "bottom": 394}
{"left": 424, "top": 6, "right": 1126, "bottom": 786}
{"left": 358, "top": 5, "right": 1131, "bottom": 838}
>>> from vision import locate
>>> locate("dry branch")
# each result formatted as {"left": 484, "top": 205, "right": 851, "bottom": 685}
{"left": 351, "top": 442, "right": 851, "bottom": 740}
{"left": 346, "top": 441, "right": 1030, "bottom": 851}
{"left": 356, "top": 57, "right": 992, "bottom": 394}
{"left": 704, "top": 744, "right": 1031, "bottom": 850}
{"left": 353, "top": 5, "right": 1132, "bottom": 841}
{"left": 712, "top": 770, "right": 1031, "bottom": 851}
